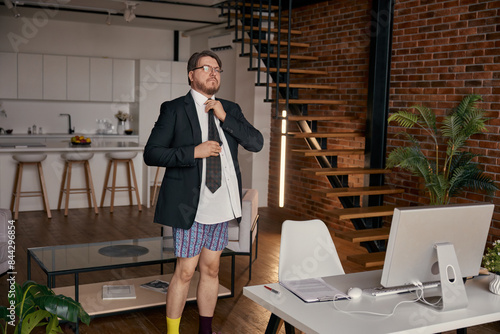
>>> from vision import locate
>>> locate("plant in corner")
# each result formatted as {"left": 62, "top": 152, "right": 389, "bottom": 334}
{"left": 482, "top": 239, "right": 500, "bottom": 275}
{"left": 386, "top": 94, "right": 498, "bottom": 205}
{"left": 0, "top": 280, "right": 90, "bottom": 334}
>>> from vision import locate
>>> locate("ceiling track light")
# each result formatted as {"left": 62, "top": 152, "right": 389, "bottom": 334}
{"left": 4, "top": 0, "right": 20, "bottom": 18}
{"left": 123, "top": 1, "right": 139, "bottom": 23}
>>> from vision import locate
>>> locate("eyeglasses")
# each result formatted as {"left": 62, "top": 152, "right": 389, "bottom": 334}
{"left": 193, "top": 65, "right": 223, "bottom": 74}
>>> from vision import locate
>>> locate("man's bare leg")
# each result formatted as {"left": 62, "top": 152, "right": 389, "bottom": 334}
{"left": 166, "top": 254, "right": 200, "bottom": 319}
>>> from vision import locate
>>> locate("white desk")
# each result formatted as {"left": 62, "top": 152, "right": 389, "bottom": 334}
{"left": 243, "top": 270, "right": 500, "bottom": 334}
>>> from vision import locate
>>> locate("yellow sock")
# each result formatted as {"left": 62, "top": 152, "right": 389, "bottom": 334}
{"left": 166, "top": 316, "right": 181, "bottom": 334}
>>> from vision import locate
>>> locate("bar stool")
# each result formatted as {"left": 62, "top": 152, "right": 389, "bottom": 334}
{"left": 10, "top": 154, "right": 52, "bottom": 220}
{"left": 58, "top": 152, "right": 98, "bottom": 216}
{"left": 151, "top": 166, "right": 163, "bottom": 206}
{"left": 100, "top": 152, "right": 142, "bottom": 213}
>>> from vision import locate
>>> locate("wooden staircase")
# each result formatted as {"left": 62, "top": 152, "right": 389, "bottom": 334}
{"left": 222, "top": 1, "right": 403, "bottom": 268}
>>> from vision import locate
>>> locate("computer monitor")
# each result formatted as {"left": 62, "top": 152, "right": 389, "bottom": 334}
{"left": 381, "top": 202, "right": 494, "bottom": 311}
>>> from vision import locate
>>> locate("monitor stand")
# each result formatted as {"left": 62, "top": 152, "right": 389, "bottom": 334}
{"left": 419, "top": 242, "right": 468, "bottom": 312}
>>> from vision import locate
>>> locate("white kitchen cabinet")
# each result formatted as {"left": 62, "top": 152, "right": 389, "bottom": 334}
{"left": 43, "top": 55, "right": 67, "bottom": 100}
{"left": 90, "top": 57, "right": 112, "bottom": 101}
{"left": 170, "top": 61, "right": 189, "bottom": 99}
{"left": 0, "top": 52, "right": 17, "bottom": 99}
{"left": 138, "top": 83, "right": 170, "bottom": 145}
{"left": 139, "top": 60, "right": 171, "bottom": 83}
{"left": 18, "top": 53, "right": 43, "bottom": 100}
{"left": 67, "top": 56, "right": 90, "bottom": 101}
{"left": 171, "top": 61, "right": 186, "bottom": 84}
{"left": 113, "top": 59, "right": 135, "bottom": 102}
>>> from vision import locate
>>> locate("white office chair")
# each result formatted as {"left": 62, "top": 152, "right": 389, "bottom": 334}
{"left": 278, "top": 219, "right": 344, "bottom": 282}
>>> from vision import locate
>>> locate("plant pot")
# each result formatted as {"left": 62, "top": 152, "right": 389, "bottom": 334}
{"left": 489, "top": 273, "right": 500, "bottom": 295}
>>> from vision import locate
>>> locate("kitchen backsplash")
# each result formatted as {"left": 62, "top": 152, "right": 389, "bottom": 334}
{"left": 0, "top": 99, "right": 136, "bottom": 135}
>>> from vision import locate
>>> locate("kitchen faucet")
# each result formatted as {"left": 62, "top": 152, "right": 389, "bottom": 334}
{"left": 59, "top": 113, "right": 75, "bottom": 134}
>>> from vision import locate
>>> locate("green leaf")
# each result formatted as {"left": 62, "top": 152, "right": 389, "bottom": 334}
{"left": 388, "top": 110, "right": 420, "bottom": 128}
{"left": 0, "top": 306, "right": 8, "bottom": 322}
{"left": 19, "top": 310, "right": 53, "bottom": 334}
{"left": 413, "top": 104, "right": 437, "bottom": 134}
{"left": 36, "top": 295, "right": 90, "bottom": 326}
{"left": 45, "top": 315, "right": 64, "bottom": 334}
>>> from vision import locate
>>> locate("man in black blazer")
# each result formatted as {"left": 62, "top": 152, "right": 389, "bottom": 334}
{"left": 144, "top": 50, "right": 263, "bottom": 334}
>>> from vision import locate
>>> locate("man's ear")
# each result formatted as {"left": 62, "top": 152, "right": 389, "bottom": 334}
{"left": 188, "top": 71, "right": 194, "bottom": 83}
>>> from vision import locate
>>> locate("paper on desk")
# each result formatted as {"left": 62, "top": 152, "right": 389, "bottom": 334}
{"left": 280, "top": 277, "right": 350, "bottom": 303}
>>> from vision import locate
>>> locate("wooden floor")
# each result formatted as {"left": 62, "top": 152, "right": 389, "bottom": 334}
{"left": 2, "top": 206, "right": 499, "bottom": 334}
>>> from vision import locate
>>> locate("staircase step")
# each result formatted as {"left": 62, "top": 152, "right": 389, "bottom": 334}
{"left": 313, "top": 186, "right": 404, "bottom": 198}
{"left": 250, "top": 53, "right": 316, "bottom": 60}
{"left": 335, "top": 227, "right": 391, "bottom": 243}
{"left": 265, "top": 83, "right": 339, "bottom": 90}
{"left": 289, "top": 132, "right": 364, "bottom": 139}
{"left": 276, "top": 99, "right": 345, "bottom": 105}
{"left": 302, "top": 167, "right": 391, "bottom": 176}
{"left": 347, "top": 252, "right": 386, "bottom": 268}
{"left": 331, "top": 205, "right": 398, "bottom": 220}
{"left": 244, "top": 39, "right": 309, "bottom": 48}
{"left": 262, "top": 68, "right": 327, "bottom": 75}
{"left": 288, "top": 115, "right": 354, "bottom": 121}
{"left": 293, "top": 149, "right": 364, "bottom": 157}
{"left": 238, "top": 26, "right": 303, "bottom": 35}
{"left": 225, "top": 13, "right": 288, "bottom": 22}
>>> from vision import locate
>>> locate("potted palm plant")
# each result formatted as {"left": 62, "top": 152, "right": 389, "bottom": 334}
{"left": 386, "top": 94, "right": 498, "bottom": 205}
{"left": 0, "top": 280, "right": 90, "bottom": 334}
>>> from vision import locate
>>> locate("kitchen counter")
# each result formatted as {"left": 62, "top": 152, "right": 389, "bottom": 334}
{"left": 0, "top": 133, "right": 139, "bottom": 143}
{"left": 0, "top": 141, "right": 143, "bottom": 153}
{"left": 0, "top": 140, "right": 147, "bottom": 214}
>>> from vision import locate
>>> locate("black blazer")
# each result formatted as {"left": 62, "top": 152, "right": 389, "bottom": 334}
{"left": 143, "top": 92, "right": 264, "bottom": 229}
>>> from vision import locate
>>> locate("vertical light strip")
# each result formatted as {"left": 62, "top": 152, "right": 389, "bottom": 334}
{"left": 279, "top": 109, "right": 287, "bottom": 207}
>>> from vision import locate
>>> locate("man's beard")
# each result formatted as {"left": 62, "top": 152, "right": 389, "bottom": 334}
{"left": 192, "top": 79, "right": 219, "bottom": 96}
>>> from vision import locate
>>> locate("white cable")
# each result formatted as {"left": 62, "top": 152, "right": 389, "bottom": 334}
{"left": 332, "top": 284, "right": 443, "bottom": 317}
{"left": 333, "top": 295, "right": 419, "bottom": 317}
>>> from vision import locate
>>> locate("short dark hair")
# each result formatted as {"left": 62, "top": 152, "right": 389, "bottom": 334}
{"left": 187, "top": 50, "right": 222, "bottom": 85}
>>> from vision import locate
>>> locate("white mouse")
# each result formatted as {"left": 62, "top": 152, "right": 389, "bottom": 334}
{"left": 347, "top": 287, "right": 362, "bottom": 299}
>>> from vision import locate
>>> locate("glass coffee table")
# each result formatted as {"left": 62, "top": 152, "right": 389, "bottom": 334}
{"left": 27, "top": 236, "right": 235, "bottom": 322}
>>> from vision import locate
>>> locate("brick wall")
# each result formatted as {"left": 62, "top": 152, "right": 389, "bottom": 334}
{"left": 267, "top": 0, "right": 500, "bottom": 243}
{"left": 386, "top": 0, "right": 500, "bottom": 244}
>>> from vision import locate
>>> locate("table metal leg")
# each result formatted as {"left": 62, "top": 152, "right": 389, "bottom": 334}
{"left": 231, "top": 253, "right": 235, "bottom": 297}
{"left": 265, "top": 313, "right": 282, "bottom": 334}
{"left": 265, "top": 314, "right": 296, "bottom": 334}
{"left": 75, "top": 273, "right": 80, "bottom": 334}
{"left": 27, "top": 251, "right": 31, "bottom": 280}
{"left": 284, "top": 322, "right": 295, "bottom": 334}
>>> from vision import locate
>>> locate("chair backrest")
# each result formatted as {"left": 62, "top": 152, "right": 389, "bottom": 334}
{"left": 278, "top": 219, "right": 344, "bottom": 282}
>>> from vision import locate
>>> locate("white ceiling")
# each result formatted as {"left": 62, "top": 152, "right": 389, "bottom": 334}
{"left": 1, "top": 0, "right": 229, "bottom": 33}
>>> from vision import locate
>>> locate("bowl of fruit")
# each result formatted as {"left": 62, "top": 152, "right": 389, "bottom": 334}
{"left": 70, "top": 135, "right": 92, "bottom": 146}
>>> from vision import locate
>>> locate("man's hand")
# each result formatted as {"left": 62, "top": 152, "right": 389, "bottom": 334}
{"left": 205, "top": 99, "right": 226, "bottom": 122}
{"left": 194, "top": 140, "right": 222, "bottom": 159}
